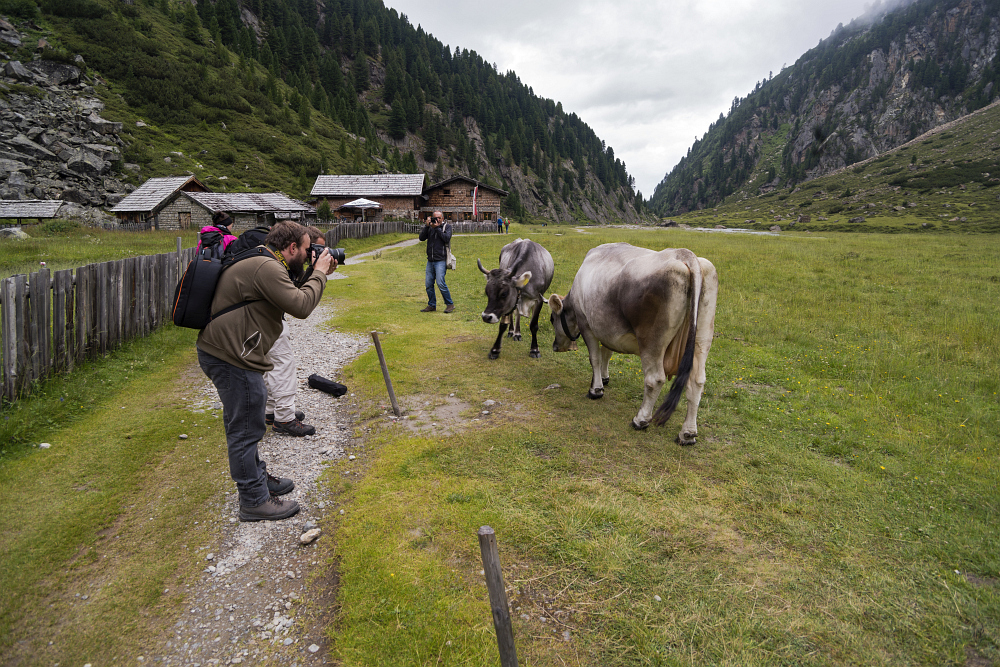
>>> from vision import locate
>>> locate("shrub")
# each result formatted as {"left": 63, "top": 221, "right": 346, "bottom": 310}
{"left": 41, "top": 0, "right": 106, "bottom": 18}
{"left": 219, "top": 148, "right": 237, "bottom": 164}
{"left": 39, "top": 219, "right": 82, "bottom": 234}
{"left": 0, "top": 0, "right": 39, "bottom": 19}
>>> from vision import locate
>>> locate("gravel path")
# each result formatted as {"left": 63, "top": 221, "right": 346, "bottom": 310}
{"left": 154, "top": 271, "right": 368, "bottom": 667}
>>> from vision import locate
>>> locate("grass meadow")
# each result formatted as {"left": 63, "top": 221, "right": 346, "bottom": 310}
{"left": 0, "top": 225, "right": 997, "bottom": 666}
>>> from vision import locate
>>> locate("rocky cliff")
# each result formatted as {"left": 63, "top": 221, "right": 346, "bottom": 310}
{"left": 0, "top": 18, "right": 134, "bottom": 223}
{"left": 651, "top": 0, "right": 1000, "bottom": 215}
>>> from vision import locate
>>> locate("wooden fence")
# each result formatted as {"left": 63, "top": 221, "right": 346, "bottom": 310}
{"left": 0, "top": 220, "right": 496, "bottom": 403}
{"left": 0, "top": 246, "right": 196, "bottom": 402}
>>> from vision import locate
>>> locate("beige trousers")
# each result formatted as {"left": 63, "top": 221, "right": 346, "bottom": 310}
{"left": 264, "top": 320, "right": 298, "bottom": 422}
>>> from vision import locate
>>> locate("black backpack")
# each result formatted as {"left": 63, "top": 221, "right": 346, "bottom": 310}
{"left": 224, "top": 226, "right": 270, "bottom": 258}
{"left": 172, "top": 246, "right": 269, "bottom": 329}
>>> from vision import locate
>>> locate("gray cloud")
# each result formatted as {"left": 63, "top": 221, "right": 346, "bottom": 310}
{"left": 387, "top": 0, "right": 874, "bottom": 195}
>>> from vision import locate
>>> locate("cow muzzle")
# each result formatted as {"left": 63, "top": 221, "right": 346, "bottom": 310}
{"left": 481, "top": 313, "right": 499, "bottom": 324}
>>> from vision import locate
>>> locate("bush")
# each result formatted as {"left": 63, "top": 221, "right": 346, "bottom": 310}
{"left": 39, "top": 219, "right": 82, "bottom": 234}
{"left": 0, "top": 0, "right": 39, "bottom": 18}
{"left": 219, "top": 148, "right": 237, "bottom": 164}
{"left": 41, "top": 0, "right": 106, "bottom": 18}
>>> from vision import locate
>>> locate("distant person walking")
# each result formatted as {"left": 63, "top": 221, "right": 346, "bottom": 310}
{"left": 497, "top": 215, "right": 504, "bottom": 234}
{"left": 419, "top": 211, "right": 455, "bottom": 313}
{"left": 504, "top": 217, "right": 510, "bottom": 233}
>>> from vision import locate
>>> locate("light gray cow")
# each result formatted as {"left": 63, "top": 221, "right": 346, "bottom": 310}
{"left": 477, "top": 238, "right": 554, "bottom": 359}
{"left": 548, "top": 243, "right": 718, "bottom": 444}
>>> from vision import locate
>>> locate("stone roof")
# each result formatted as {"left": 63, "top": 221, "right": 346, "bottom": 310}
{"left": 184, "top": 192, "right": 315, "bottom": 214}
{"left": 425, "top": 176, "right": 509, "bottom": 197}
{"left": 111, "top": 176, "right": 202, "bottom": 213}
{"left": 0, "top": 199, "right": 63, "bottom": 219}
{"left": 311, "top": 174, "right": 425, "bottom": 197}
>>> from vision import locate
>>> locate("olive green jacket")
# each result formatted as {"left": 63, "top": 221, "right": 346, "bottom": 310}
{"left": 196, "top": 251, "right": 326, "bottom": 372}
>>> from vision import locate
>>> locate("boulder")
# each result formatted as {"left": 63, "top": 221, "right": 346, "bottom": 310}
{"left": 84, "top": 143, "right": 120, "bottom": 161}
{"left": 10, "top": 134, "right": 56, "bottom": 161}
{"left": 66, "top": 150, "right": 108, "bottom": 176}
{"left": 848, "top": 216, "right": 865, "bottom": 223}
{"left": 6, "top": 171, "right": 29, "bottom": 189}
{"left": 88, "top": 113, "right": 122, "bottom": 135}
{"left": 105, "top": 193, "right": 124, "bottom": 207}
{"left": 0, "top": 227, "right": 30, "bottom": 240}
{"left": 770, "top": 225, "right": 781, "bottom": 232}
{"left": 0, "top": 31, "right": 21, "bottom": 49}
{"left": 4, "top": 60, "right": 35, "bottom": 82}
{"left": 24, "top": 60, "right": 82, "bottom": 87}
{"left": 59, "top": 188, "right": 89, "bottom": 204}
{"left": 0, "top": 158, "right": 30, "bottom": 175}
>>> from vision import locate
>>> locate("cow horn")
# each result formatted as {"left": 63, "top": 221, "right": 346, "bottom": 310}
{"left": 477, "top": 258, "right": 489, "bottom": 275}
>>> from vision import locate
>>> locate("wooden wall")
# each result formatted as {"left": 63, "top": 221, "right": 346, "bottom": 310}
{"left": 422, "top": 182, "right": 503, "bottom": 221}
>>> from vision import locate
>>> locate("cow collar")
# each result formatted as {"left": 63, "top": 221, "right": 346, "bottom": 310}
{"left": 560, "top": 310, "right": 581, "bottom": 341}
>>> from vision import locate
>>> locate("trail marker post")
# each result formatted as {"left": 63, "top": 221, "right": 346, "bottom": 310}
{"left": 478, "top": 525, "right": 518, "bottom": 667}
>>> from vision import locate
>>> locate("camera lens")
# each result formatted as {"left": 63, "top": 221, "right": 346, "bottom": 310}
{"left": 331, "top": 247, "right": 346, "bottom": 263}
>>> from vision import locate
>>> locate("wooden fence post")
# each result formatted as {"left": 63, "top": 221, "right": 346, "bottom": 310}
{"left": 370, "top": 331, "right": 401, "bottom": 417}
{"left": 478, "top": 526, "right": 519, "bottom": 667}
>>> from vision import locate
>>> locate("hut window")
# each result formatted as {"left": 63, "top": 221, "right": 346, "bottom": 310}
{"left": 443, "top": 189, "right": 450, "bottom": 195}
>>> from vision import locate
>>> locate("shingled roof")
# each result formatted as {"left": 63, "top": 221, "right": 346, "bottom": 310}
{"left": 425, "top": 175, "right": 509, "bottom": 196}
{"left": 311, "top": 174, "right": 425, "bottom": 197}
{"left": 184, "top": 191, "right": 314, "bottom": 213}
{"left": 111, "top": 176, "right": 206, "bottom": 213}
{"left": 0, "top": 200, "right": 64, "bottom": 219}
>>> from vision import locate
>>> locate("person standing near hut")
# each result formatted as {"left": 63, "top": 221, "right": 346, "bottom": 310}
{"left": 497, "top": 215, "right": 504, "bottom": 234}
{"left": 504, "top": 217, "right": 510, "bottom": 234}
{"left": 419, "top": 211, "right": 455, "bottom": 313}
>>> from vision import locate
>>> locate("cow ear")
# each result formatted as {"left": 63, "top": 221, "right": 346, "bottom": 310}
{"left": 549, "top": 293, "right": 563, "bottom": 314}
{"left": 513, "top": 271, "right": 532, "bottom": 289}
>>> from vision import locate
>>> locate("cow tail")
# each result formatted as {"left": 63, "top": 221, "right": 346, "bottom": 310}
{"left": 652, "top": 254, "right": 702, "bottom": 427}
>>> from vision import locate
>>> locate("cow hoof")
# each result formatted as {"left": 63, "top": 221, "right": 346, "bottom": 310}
{"left": 586, "top": 390, "right": 604, "bottom": 400}
{"left": 631, "top": 419, "right": 649, "bottom": 431}
{"left": 602, "top": 377, "right": 610, "bottom": 386}
{"left": 676, "top": 433, "right": 697, "bottom": 446}
{"left": 506, "top": 331, "right": 514, "bottom": 338}
{"left": 529, "top": 349, "right": 541, "bottom": 359}
{"left": 512, "top": 333, "right": 522, "bottom": 341}
{"left": 488, "top": 350, "right": 500, "bottom": 360}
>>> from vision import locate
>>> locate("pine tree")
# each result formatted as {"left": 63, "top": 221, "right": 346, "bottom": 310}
{"left": 353, "top": 51, "right": 369, "bottom": 91}
{"left": 388, "top": 103, "right": 407, "bottom": 140}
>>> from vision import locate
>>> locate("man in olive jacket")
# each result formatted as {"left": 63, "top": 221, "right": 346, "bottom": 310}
{"left": 197, "top": 220, "right": 337, "bottom": 522}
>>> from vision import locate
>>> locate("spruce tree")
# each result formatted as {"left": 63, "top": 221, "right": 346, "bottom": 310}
{"left": 388, "top": 103, "right": 407, "bottom": 140}
{"left": 353, "top": 51, "right": 370, "bottom": 91}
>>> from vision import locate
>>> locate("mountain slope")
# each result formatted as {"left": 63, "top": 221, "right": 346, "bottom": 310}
{"left": 2, "top": 0, "right": 649, "bottom": 224}
{"left": 650, "top": 0, "right": 1000, "bottom": 216}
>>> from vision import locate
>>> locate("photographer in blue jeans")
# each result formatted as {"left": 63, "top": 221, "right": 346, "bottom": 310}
{"left": 419, "top": 210, "right": 455, "bottom": 313}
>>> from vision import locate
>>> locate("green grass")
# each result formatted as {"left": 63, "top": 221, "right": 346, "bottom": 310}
{"left": 1, "top": 228, "right": 997, "bottom": 665}
{"left": 323, "top": 227, "right": 1000, "bottom": 665}
{"left": 0, "top": 224, "right": 200, "bottom": 279}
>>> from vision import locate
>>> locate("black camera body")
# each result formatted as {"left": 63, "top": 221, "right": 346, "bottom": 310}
{"left": 309, "top": 245, "right": 346, "bottom": 264}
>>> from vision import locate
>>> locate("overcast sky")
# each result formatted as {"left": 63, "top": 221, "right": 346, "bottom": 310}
{"left": 383, "top": 0, "right": 879, "bottom": 197}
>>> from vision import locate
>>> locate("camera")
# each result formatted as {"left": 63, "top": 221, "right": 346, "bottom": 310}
{"left": 309, "top": 244, "right": 346, "bottom": 264}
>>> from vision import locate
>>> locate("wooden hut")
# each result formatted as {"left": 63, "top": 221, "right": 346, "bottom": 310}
{"left": 310, "top": 174, "right": 424, "bottom": 221}
{"left": 109, "top": 175, "right": 209, "bottom": 227}
{"left": 421, "top": 176, "right": 507, "bottom": 222}
{"left": 0, "top": 200, "right": 64, "bottom": 226}
{"left": 154, "top": 191, "right": 316, "bottom": 231}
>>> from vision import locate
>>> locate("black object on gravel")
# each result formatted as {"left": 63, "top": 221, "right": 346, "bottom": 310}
{"left": 308, "top": 374, "right": 348, "bottom": 397}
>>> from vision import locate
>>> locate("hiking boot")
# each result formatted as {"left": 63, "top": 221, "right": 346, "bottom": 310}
{"left": 420, "top": 305, "right": 436, "bottom": 312}
{"left": 266, "top": 472, "right": 294, "bottom": 496}
{"left": 238, "top": 494, "right": 300, "bottom": 522}
{"left": 444, "top": 304, "right": 455, "bottom": 313}
{"left": 266, "top": 410, "right": 305, "bottom": 426}
{"left": 272, "top": 419, "right": 316, "bottom": 437}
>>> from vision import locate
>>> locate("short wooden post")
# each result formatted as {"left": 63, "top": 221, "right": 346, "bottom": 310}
{"left": 370, "top": 331, "right": 401, "bottom": 417}
{"left": 478, "top": 526, "right": 518, "bottom": 667}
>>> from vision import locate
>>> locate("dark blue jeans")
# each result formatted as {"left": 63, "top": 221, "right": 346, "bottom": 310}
{"left": 425, "top": 259, "right": 453, "bottom": 308}
{"left": 197, "top": 348, "right": 269, "bottom": 507}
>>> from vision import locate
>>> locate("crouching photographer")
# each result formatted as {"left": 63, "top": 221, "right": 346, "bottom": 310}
{"left": 197, "top": 221, "right": 338, "bottom": 522}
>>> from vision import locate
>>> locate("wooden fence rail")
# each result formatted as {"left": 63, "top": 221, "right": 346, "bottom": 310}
{"left": 0, "top": 246, "right": 195, "bottom": 402}
{"left": 0, "top": 221, "right": 492, "bottom": 404}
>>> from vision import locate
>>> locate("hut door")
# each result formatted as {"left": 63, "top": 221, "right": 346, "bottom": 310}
{"left": 178, "top": 212, "right": 191, "bottom": 230}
